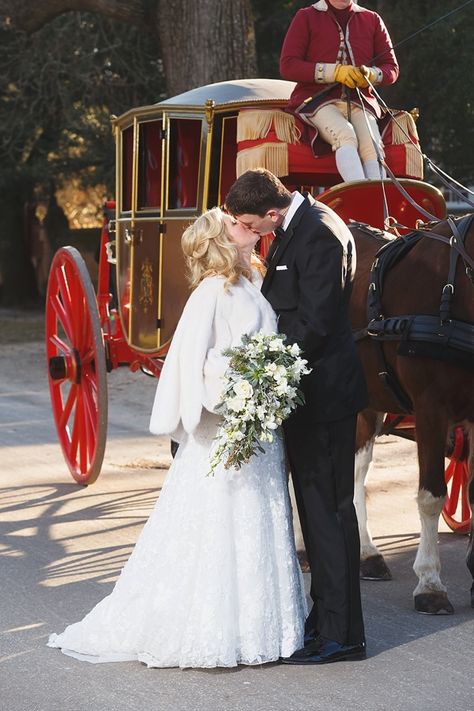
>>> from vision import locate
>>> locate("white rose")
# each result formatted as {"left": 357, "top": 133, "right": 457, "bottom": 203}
{"left": 233, "top": 380, "right": 253, "bottom": 399}
{"left": 289, "top": 342, "right": 301, "bottom": 356}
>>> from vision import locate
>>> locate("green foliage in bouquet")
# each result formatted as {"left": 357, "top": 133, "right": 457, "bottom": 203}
{"left": 208, "top": 332, "right": 311, "bottom": 476}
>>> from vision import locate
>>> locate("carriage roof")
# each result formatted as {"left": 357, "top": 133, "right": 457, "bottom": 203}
{"left": 113, "top": 79, "right": 295, "bottom": 125}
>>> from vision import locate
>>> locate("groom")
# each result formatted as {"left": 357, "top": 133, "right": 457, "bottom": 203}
{"left": 225, "top": 168, "right": 368, "bottom": 664}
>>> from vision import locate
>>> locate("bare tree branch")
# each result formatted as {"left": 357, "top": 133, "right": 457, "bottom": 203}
{"left": 1, "top": 0, "right": 147, "bottom": 33}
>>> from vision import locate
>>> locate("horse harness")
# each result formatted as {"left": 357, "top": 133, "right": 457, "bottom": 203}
{"left": 357, "top": 214, "right": 474, "bottom": 413}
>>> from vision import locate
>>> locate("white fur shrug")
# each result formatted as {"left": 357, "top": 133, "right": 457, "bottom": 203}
{"left": 149, "top": 274, "right": 277, "bottom": 442}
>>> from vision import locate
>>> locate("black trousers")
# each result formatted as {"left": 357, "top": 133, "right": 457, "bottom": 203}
{"left": 284, "top": 412, "right": 365, "bottom": 646}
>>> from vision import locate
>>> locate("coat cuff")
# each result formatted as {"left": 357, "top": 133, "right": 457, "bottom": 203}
{"left": 370, "top": 66, "right": 384, "bottom": 85}
{"left": 314, "top": 62, "right": 337, "bottom": 83}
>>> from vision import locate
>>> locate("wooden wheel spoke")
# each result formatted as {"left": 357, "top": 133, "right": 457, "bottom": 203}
{"left": 444, "top": 460, "right": 455, "bottom": 484}
{"left": 59, "top": 384, "right": 78, "bottom": 430}
{"left": 51, "top": 293, "right": 75, "bottom": 345}
{"left": 460, "top": 463, "right": 471, "bottom": 520}
{"left": 83, "top": 368, "right": 99, "bottom": 399}
{"left": 55, "top": 266, "right": 76, "bottom": 331}
{"left": 447, "top": 468, "right": 461, "bottom": 512}
{"left": 69, "top": 391, "right": 83, "bottom": 466}
{"left": 83, "top": 401, "right": 96, "bottom": 464}
{"left": 49, "top": 333, "right": 72, "bottom": 357}
{"left": 81, "top": 347, "right": 95, "bottom": 367}
{"left": 82, "top": 381, "right": 98, "bottom": 441}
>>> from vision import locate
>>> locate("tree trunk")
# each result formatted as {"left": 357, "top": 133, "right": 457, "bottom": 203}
{"left": 4, "top": 0, "right": 258, "bottom": 97}
{"left": 157, "top": 0, "right": 257, "bottom": 96}
{"left": 0, "top": 181, "right": 40, "bottom": 307}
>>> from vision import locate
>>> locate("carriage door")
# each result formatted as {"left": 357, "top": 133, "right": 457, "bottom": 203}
{"left": 116, "top": 116, "right": 166, "bottom": 351}
{"left": 159, "top": 113, "right": 205, "bottom": 345}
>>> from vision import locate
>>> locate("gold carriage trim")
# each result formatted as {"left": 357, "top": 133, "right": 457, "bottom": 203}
{"left": 236, "top": 142, "right": 289, "bottom": 178}
{"left": 236, "top": 109, "right": 301, "bottom": 144}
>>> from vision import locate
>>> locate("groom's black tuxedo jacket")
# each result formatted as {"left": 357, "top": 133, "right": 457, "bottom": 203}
{"left": 262, "top": 193, "right": 368, "bottom": 423}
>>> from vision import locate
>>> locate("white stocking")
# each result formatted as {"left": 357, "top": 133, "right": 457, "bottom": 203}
{"left": 363, "top": 159, "right": 386, "bottom": 180}
{"left": 335, "top": 144, "right": 365, "bottom": 182}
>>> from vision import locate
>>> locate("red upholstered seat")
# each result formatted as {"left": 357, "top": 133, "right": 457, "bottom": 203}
{"left": 236, "top": 109, "right": 423, "bottom": 189}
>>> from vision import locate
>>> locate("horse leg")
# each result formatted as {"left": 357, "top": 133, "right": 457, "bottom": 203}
{"left": 413, "top": 414, "right": 454, "bottom": 614}
{"left": 465, "top": 424, "right": 474, "bottom": 608}
{"left": 354, "top": 411, "right": 392, "bottom": 580}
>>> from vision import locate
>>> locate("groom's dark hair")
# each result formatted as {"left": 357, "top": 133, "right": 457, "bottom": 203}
{"left": 225, "top": 168, "right": 292, "bottom": 217}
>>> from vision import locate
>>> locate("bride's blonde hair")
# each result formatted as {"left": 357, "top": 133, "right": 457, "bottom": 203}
{"left": 181, "top": 207, "right": 263, "bottom": 289}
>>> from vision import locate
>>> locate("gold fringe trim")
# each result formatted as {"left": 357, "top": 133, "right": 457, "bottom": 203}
{"left": 388, "top": 111, "right": 423, "bottom": 179}
{"left": 390, "top": 111, "right": 419, "bottom": 146}
{"left": 405, "top": 143, "right": 424, "bottom": 180}
{"left": 237, "top": 110, "right": 300, "bottom": 144}
{"left": 236, "top": 143, "right": 289, "bottom": 178}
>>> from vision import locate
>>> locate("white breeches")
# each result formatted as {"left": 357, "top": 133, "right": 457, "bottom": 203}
{"left": 307, "top": 101, "right": 385, "bottom": 181}
{"left": 310, "top": 100, "right": 383, "bottom": 161}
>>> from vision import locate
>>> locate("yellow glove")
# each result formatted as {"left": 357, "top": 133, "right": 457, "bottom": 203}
{"left": 334, "top": 64, "right": 366, "bottom": 89}
{"left": 358, "top": 65, "right": 378, "bottom": 87}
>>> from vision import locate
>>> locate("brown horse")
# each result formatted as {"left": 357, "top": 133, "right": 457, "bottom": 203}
{"left": 349, "top": 215, "right": 474, "bottom": 614}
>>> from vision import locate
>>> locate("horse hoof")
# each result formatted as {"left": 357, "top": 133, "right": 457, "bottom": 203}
{"left": 414, "top": 592, "right": 454, "bottom": 615}
{"left": 360, "top": 555, "right": 392, "bottom": 581}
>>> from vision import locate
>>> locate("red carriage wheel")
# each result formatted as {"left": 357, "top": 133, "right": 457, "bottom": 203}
{"left": 46, "top": 247, "right": 108, "bottom": 485}
{"left": 442, "top": 426, "right": 471, "bottom": 534}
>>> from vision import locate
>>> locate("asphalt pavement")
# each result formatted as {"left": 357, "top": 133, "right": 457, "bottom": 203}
{"left": 0, "top": 333, "right": 473, "bottom": 711}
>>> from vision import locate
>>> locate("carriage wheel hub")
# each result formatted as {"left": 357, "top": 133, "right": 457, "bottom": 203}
{"left": 49, "top": 350, "right": 81, "bottom": 384}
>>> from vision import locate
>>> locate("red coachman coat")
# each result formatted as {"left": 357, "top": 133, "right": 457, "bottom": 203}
{"left": 280, "top": 0, "right": 399, "bottom": 118}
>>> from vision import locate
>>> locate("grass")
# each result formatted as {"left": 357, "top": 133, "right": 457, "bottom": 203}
{"left": 0, "top": 309, "right": 45, "bottom": 344}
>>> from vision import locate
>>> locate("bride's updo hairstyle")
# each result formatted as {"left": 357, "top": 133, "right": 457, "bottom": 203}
{"left": 182, "top": 207, "right": 242, "bottom": 290}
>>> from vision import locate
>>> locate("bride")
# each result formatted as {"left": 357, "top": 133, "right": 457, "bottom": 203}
{"left": 48, "top": 207, "right": 307, "bottom": 669}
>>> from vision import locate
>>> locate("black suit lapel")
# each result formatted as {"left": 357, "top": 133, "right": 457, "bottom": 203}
{"left": 262, "top": 194, "right": 315, "bottom": 295}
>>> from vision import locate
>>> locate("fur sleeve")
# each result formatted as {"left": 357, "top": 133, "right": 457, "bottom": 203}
{"left": 149, "top": 277, "right": 223, "bottom": 440}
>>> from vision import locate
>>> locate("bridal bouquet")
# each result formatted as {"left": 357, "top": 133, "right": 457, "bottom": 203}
{"left": 208, "top": 332, "right": 311, "bottom": 475}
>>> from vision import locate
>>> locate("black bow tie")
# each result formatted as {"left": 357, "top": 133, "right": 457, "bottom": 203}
{"left": 274, "top": 226, "right": 286, "bottom": 240}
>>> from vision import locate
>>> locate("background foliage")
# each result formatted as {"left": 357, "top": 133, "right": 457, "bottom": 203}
{"left": 0, "top": 0, "right": 472, "bottom": 304}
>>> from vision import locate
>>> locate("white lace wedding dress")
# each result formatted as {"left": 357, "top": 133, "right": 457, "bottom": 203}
{"left": 48, "top": 274, "right": 307, "bottom": 669}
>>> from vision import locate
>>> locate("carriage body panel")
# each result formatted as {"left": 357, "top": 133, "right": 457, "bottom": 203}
{"left": 48, "top": 77, "right": 466, "bottom": 498}
{"left": 110, "top": 78, "right": 446, "bottom": 352}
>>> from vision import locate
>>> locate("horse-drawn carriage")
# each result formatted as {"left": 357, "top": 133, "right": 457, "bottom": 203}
{"left": 46, "top": 78, "right": 472, "bottom": 569}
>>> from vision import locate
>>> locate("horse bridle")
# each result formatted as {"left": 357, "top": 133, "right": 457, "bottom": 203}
{"left": 415, "top": 214, "right": 474, "bottom": 287}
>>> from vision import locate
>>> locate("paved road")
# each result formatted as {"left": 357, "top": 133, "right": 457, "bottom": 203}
{"left": 1, "top": 336, "right": 473, "bottom": 711}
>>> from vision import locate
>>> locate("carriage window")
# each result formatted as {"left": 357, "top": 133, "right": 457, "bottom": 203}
{"left": 167, "top": 118, "right": 202, "bottom": 210}
{"left": 122, "top": 126, "right": 133, "bottom": 212}
{"left": 138, "top": 121, "right": 163, "bottom": 211}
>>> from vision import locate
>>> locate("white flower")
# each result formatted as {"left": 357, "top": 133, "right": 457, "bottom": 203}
{"left": 233, "top": 380, "right": 253, "bottom": 399}
{"left": 275, "top": 378, "right": 289, "bottom": 395}
{"left": 264, "top": 419, "right": 278, "bottom": 430}
{"left": 272, "top": 365, "right": 287, "bottom": 382}
{"left": 208, "top": 331, "right": 309, "bottom": 475}
{"left": 289, "top": 342, "right": 301, "bottom": 356}
{"left": 269, "top": 337, "right": 285, "bottom": 352}
{"left": 227, "top": 396, "right": 246, "bottom": 412}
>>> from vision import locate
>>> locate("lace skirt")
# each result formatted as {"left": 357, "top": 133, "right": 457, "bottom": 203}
{"left": 48, "top": 413, "right": 307, "bottom": 668}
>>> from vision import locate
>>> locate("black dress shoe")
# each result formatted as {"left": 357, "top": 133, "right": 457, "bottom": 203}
{"left": 281, "top": 637, "right": 366, "bottom": 665}
{"left": 303, "top": 628, "right": 319, "bottom": 645}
